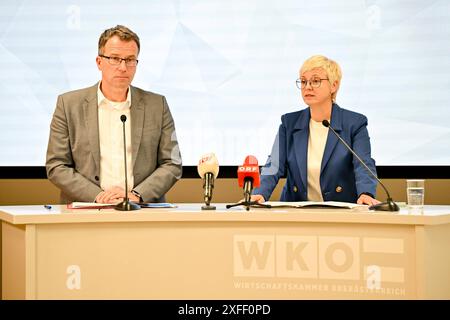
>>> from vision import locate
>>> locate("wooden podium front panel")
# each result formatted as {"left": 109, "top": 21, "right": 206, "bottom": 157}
{"left": 28, "top": 221, "right": 418, "bottom": 299}
{"left": 2, "top": 205, "right": 449, "bottom": 300}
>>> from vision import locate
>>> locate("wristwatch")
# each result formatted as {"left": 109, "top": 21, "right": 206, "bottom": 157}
{"left": 131, "top": 190, "right": 143, "bottom": 202}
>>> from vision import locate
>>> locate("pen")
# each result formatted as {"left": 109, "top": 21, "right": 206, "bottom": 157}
{"left": 44, "top": 205, "right": 52, "bottom": 210}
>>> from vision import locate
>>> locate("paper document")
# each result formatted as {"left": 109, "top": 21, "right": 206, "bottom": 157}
{"left": 262, "top": 201, "right": 363, "bottom": 209}
{"left": 139, "top": 203, "right": 177, "bottom": 208}
{"left": 67, "top": 202, "right": 116, "bottom": 209}
{"left": 68, "top": 202, "right": 177, "bottom": 209}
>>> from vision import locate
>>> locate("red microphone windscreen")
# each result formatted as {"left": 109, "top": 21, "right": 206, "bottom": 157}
{"left": 237, "top": 155, "right": 260, "bottom": 188}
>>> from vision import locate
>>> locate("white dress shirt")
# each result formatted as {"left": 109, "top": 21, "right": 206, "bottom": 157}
{"left": 307, "top": 119, "right": 329, "bottom": 201}
{"left": 97, "top": 83, "right": 134, "bottom": 193}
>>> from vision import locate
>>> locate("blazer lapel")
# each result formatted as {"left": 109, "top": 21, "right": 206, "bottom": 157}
{"left": 321, "top": 104, "right": 342, "bottom": 172}
{"left": 83, "top": 84, "right": 100, "bottom": 171}
{"left": 130, "top": 86, "right": 144, "bottom": 169}
{"left": 293, "top": 108, "right": 310, "bottom": 192}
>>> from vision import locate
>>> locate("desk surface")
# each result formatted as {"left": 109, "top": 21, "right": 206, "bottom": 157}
{"left": 1, "top": 204, "right": 449, "bottom": 226}
{"left": 2, "top": 203, "right": 450, "bottom": 299}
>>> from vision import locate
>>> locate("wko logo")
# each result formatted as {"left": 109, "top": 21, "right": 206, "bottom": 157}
{"left": 233, "top": 235, "right": 405, "bottom": 283}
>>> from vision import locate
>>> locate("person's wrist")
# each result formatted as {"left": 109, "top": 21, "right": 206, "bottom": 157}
{"left": 131, "top": 190, "right": 142, "bottom": 202}
{"left": 359, "top": 192, "right": 374, "bottom": 198}
{"left": 94, "top": 191, "right": 104, "bottom": 203}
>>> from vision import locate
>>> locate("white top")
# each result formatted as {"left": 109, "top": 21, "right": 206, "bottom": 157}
{"left": 307, "top": 119, "right": 329, "bottom": 201}
{"left": 97, "top": 83, "right": 134, "bottom": 193}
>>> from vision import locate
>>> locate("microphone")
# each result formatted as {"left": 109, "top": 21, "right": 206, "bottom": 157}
{"left": 115, "top": 115, "right": 141, "bottom": 211}
{"left": 226, "top": 155, "right": 268, "bottom": 211}
{"left": 197, "top": 153, "right": 219, "bottom": 210}
{"left": 237, "top": 155, "right": 261, "bottom": 210}
{"left": 322, "top": 120, "right": 399, "bottom": 211}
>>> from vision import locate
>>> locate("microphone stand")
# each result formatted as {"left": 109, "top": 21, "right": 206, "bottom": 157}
{"left": 115, "top": 115, "right": 141, "bottom": 211}
{"left": 226, "top": 178, "right": 271, "bottom": 211}
{"left": 226, "top": 201, "right": 271, "bottom": 211}
{"left": 202, "top": 172, "right": 216, "bottom": 210}
{"left": 323, "top": 120, "right": 399, "bottom": 212}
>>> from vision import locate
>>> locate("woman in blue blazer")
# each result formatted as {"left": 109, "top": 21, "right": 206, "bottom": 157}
{"left": 252, "top": 55, "right": 380, "bottom": 205}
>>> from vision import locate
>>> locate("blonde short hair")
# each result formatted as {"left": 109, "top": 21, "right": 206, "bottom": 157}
{"left": 300, "top": 55, "right": 342, "bottom": 102}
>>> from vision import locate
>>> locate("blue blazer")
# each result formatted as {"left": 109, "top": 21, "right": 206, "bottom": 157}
{"left": 253, "top": 103, "right": 377, "bottom": 203}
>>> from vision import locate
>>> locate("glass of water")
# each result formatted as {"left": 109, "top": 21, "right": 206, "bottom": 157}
{"left": 407, "top": 179, "right": 425, "bottom": 209}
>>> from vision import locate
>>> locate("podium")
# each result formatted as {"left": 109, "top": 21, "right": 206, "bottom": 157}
{"left": 1, "top": 204, "right": 450, "bottom": 299}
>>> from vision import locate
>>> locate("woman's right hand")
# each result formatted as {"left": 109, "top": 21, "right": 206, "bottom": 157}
{"left": 250, "top": 194, "right": 266, "bottom": 203}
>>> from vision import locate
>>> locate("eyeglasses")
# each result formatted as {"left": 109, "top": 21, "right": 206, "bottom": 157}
{"left": 296, "top": 77, "right": 329, "bottom": 89}
{"left": 99, "top": 55, "right": 139, "bottom": 67}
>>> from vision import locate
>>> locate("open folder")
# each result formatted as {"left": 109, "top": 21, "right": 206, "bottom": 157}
{"left": 260, "top": 201, "right": 363, "bottom": 209}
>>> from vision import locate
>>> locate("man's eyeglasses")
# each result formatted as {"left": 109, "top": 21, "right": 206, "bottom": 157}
{"left": 296, "top": 77, "right": 329, "bottom": 89}
{"left": 99, "top": 55, "right": 139, "bottom": 67}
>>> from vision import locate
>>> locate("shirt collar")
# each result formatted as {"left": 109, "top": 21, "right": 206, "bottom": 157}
{"left": 97, "top": 81, "right": 131, "bottom": 111}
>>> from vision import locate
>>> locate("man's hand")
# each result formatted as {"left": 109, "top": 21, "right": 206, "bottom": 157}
{"left": 95, "top": 187, "right": 124, "bottom": 204}
{"left": 127, "top": 192, "right": 141, "bottom": 202}
{"left": 95, "top": 187, "right": 140, "bottom": 203}
{"left": 357, "top": 194, "right": 381, "bottom": 206}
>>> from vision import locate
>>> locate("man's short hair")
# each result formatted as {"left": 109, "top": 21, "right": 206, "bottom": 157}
{"left": 98, "top": 25, "right": 140, "bottom": 55}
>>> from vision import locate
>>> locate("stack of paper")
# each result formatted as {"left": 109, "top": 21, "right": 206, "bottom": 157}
{"left": 261, "top": 201, "right": 363, "bottom": 209}
{"left": 67, "top": 202, "right": 115, "bottom": 209}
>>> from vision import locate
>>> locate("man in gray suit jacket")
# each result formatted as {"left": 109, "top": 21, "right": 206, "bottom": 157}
{"left": 46, "top": 25, "right": 182, "bottom": 204}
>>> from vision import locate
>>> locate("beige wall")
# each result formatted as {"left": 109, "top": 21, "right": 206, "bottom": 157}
{"left": 0, "top": 178, "right": 449, "bottom": 205}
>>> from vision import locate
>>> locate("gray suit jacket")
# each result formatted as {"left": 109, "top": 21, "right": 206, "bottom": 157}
{"left": 46, "top": 83, "right": 182, "bottom": 203}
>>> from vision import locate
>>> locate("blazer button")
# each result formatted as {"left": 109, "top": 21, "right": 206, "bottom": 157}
{"left": 336, "top": 186, "right": 343, "bottom": 193}
{"left": 94, "top": 176, "right": 99, "bottom": 181}
{"left": 293, "top": 186, "right": 298, "bottom": 193}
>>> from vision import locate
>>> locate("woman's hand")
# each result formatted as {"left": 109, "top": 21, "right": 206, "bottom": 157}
{"left": 357, "top": 194, "right": 381, "bottom": 206}
{"left": 249, "top": 194, "right": 266, "bottom": 204}
{"left": 240, "top": 194, "right": 266, "bottom": 203}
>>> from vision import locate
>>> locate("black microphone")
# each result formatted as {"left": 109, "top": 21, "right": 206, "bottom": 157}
{"left": 115, "top": 115, "right": 141, "bottom": 211}
{"left": 322, "top": 120, "right": 399, "bottom": 211}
